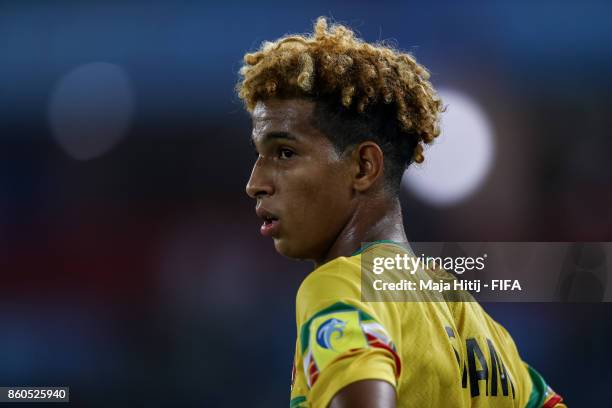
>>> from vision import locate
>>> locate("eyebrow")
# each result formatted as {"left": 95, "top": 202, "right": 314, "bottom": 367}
{"left": 251, "top": 131, "right": 298, "bottom": 148}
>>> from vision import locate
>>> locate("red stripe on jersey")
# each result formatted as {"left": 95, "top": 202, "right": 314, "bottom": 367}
{"left": 365, "top": 333, "right": 402, "bottom": 377}
{"left": 308, "top": 359, "right": 319, "bottom": 386}
{"left": 542, "top": 394, "right": 563, "bottom": 408}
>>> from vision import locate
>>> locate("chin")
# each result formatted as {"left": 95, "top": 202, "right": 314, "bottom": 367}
{"left": 273, "top": 238, "right": 311, "bottom": 261}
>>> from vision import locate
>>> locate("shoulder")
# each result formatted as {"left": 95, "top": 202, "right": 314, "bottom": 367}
{"left": 296, "top": 256, "right": 362, "bottom": 321}
{"left": 296, "top": 299, "right": 402, "bottom": 394}
{"left": 294, "top": 255, "right": 402, "bottom": 364}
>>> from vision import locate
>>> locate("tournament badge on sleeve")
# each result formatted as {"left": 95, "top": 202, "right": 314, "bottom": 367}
{"left": 300, "top": 302, "right": 400, "bottom": 388}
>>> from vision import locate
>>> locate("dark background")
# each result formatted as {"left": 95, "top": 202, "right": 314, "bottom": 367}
{"left": 0, "top": 1, "right": 611, "bottom": 406}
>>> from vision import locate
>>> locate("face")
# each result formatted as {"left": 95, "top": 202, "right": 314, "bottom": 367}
{"left": 246, "top": 98, "right": 355, "bottom": 260}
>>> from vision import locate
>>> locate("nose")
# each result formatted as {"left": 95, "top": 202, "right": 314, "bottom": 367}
{"left": 245, "top": 158, "right": 274, "bottom": 199}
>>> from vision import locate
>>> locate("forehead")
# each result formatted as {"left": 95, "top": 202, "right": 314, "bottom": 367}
{"left": 251, "top": 98, "right": 319, "bottom": 140}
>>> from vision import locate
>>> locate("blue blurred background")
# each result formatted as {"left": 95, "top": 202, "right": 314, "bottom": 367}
{"left": 1, "top": 1, "right": 611, "bottom": 406}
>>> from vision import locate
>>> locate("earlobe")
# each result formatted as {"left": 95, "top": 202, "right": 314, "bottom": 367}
{"left": 352, "top": 142, "right": 384, "bottom": 192}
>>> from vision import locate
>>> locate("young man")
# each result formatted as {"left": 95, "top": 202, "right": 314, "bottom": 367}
{"left": 238, "top": 18, "right": 566, "bottom": 408}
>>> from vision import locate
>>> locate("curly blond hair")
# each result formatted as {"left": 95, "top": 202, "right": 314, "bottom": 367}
{"left": 237, "top": 17, "right": 443, "bottom": 164}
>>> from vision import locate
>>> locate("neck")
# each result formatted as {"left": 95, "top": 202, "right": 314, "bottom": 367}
{"left": 315, "top": 195, "right": 407, "bottom": 268}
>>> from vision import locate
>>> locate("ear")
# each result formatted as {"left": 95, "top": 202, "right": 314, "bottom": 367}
{"left": 350, "top": 141, "right": 384, "bottom": 192}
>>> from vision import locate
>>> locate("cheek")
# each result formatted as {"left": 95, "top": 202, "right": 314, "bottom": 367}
{"left": 273, "top": 161, "right": 352, "bottom": 259}
{"left": 285, "top": 167, "right": 352, "bottom": 233}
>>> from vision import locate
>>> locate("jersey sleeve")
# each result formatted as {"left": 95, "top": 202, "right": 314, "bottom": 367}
{"left": 298, "top": 301, "right": 400, "bottom": 407}
{"left": 485, "top": 310, "right": 566, "bottom": 407}
{"left": 296, "top": 261, "right": 401, "bottom": 407}
{"left": 524, "top": 365, "right": 567, "bottom": 408}
{"left": 465, "top": 302, "right": 566, "bottom": 407}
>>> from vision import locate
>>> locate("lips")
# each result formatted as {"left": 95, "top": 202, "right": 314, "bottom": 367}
{"left": 256, "top": 206, "right": 280, "bottom": 237}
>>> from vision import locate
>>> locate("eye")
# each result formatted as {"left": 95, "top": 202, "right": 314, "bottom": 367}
{"left": 278, "top": 148, "right": 295, "bottom": 159}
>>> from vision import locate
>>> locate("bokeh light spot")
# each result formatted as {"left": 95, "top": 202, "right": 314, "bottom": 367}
{"left": 48, "top": 62, "right": 134, "bottom": 160}
{"left": 402, "top": 88, "right": 495, "bottom": 206}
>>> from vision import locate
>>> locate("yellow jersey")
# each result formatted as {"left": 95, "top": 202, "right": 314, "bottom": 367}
{"left": 289, "top": 241, "right": 565, "bottom": 408}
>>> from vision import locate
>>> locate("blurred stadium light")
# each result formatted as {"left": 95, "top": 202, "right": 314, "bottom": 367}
{"left": 403, "top": 88, "right": 494, "bottom": 206}
{"left": 48, "top": 62, "right": 133, "bottom": 160}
